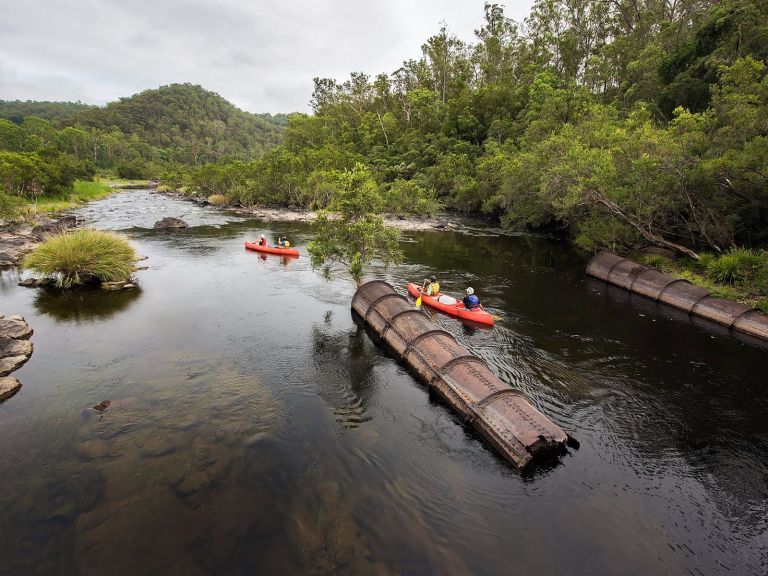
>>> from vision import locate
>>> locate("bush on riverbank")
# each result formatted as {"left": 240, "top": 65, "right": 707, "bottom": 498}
{"left": 638, "top": 249, "right": 768, "bottom": 312}
{"left": 23, "top": 229, "right": 136, "bottom": 288}
{"left": 0, "top": 192, "right": 25, "bottom": 220}
{"left": 207, "top": 194, "right": 227, "bottom": 206}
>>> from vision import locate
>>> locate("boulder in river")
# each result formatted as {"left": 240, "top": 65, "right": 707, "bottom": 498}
{"left": 0, "top": 377, "right": 21, "bottom": 402}
{"left": 0, "top": 316, "right": 34, "bottom": 377}
{"left": 0, "top": 336, "right": 33, "bottom": 359}
{"left": 153, "top": 217, "right": 188, "bottom": 229}
{"left": 0, "top": 316, "right": 33, "bottom": 340}
{"left": 0, "top": 355, "right": 29, "bottom": 377}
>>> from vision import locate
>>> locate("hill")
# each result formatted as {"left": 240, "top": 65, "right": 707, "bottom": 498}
{"left": 67, "top": 83, "right": 285, "bottom": 163}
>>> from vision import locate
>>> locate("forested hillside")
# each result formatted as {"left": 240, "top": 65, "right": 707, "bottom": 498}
{"left": 0, "top": 100, "right": 95, "bottom": 123}
{"left": 68, "top": 84, "right": 285, "bottom": 164}
{"left": 0, "top": 84, "right": 286, "bottom": 211}
{"left": 185, "top": 0, "right": 767, "bottom": 256}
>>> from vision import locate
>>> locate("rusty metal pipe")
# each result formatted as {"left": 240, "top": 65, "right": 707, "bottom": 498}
{"left": 587, "top": 251, "right": 768, "bottom": 343}
{"left": 352, "top": 280, "right": 569, "bottom": 469}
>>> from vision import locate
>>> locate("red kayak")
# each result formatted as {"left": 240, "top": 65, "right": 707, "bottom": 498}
{"left": 407, "top": 283, "right": 494, "bottom": 326}
{"left": 245, "top": 241, "right": 300, "bottom": 257}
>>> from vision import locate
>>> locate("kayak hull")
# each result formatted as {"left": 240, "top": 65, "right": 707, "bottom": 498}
{"left": 245, "top": 241, "right": 299, "bottom": 257}
{"left": 407, "top": 283, "right": 494, "bottom": 326}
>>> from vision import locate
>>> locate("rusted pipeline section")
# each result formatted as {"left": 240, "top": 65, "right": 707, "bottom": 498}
{"left": 587, "top": 251, "right": 768, "bottom": 342}
{"left": 352, "top": 280, "right": 569, "bottom": 469}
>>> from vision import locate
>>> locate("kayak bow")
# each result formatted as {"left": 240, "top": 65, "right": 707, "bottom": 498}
{"left": 407, "top": 283, "right": 494, "bottom": 326}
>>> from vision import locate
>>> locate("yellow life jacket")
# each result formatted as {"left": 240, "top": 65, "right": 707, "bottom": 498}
{"left": 427, "top": 281, "right": 440, "bottom": 295}
{"left": 283, "top": 240, "right": 291, "bottom": 248}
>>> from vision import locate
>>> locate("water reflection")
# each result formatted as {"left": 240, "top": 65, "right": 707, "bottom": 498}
{"left": 33, "top": 286, "right": 142, "bottom": 323}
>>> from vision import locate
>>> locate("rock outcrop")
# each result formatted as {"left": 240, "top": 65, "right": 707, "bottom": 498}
{"left": 153, "top": 217, "right": 188, "bottom": 229}
{"left": 0, "top": 377, "right": 21, "bottom": 402}
{"left": 0, "top": 315, "right": 34, "bottom": 397}
{"left": 31, "top": 215, "right": 78, "bottom": 239}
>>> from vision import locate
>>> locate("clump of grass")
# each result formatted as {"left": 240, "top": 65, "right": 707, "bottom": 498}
{"left": 704, "top": 248, "right": 763, "bottom": 284}
{"left": 23, "top": 229, "right": 137, "bottom": 288}
{"left": 207, "top": 194, "right": 228, "bottom": 206}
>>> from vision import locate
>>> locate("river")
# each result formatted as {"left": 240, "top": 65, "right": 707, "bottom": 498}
{"left": 1, "top": 189, "right": 766, "bottom": 575}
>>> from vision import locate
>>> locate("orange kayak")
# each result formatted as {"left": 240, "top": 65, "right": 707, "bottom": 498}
{"left": 245, "top": 241, "right": 299, "bottom": 257}
{"left": 407, "top": 283, "right": 494, "bottom": 326}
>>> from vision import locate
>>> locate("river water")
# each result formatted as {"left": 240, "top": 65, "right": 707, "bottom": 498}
{"left": 1, "top": 189, "right": 766, "bottom": 575}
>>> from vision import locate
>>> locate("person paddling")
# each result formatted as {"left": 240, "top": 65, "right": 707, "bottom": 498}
{"left": 463, "top": 287, "right": 481, "bottom": 310}
{"left": 257, "top": 234, "right": 267, "bottom": 246}
{"left": 421, "top": 275, "right": 440, "bottom": 296}
{"left": 277, "top": 237, "right": 291, "bottom": 249}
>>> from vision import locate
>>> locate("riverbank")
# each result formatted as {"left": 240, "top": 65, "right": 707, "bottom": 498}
{"left": 157, "top": 189, "right": 499, "bottom": 233}
{"left": 24, "top": 180, "right": 114, "bottom": 214}
{"left": 636, "top": 250, "right": 768, "bottom": 313}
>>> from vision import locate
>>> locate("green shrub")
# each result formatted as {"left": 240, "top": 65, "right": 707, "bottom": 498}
{"left": 23, "top": 229, "right": 137, "bottom": 288}
{"left": 705, "top": 247, "right": 763, "bottom": 284}
{"left": 207, "top": 194, "right": 228, "bottom": 206}
{"left": 116, "top": 160, "right": 148, "bottom": 180}
{"left": 0, "top": 192, "right": 25, "bottom": 220}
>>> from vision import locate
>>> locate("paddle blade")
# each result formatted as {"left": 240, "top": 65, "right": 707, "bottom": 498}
{"left": 415, "top": 295, "right": 422, "bottom": 308}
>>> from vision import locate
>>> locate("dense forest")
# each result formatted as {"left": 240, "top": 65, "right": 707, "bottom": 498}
{"left": 0, "top": 84, "right": 286, "bottom": 210}
{"left": 182, "top": 0, "right": 768, "bottom": 257}
{"left": 0, "top": 100, "right": 95, "bottom": 123}
{"left": 2, "top": 1, "right": 767, "bottom": 258}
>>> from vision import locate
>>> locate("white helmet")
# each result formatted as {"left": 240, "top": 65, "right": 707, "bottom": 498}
{"left": 260, "top": 234, "right": 265, "bottom": 239}
{"left": 466, "top": 287, "right": 474, "bottom": 295}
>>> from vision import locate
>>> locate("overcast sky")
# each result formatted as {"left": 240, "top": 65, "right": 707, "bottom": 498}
{"left": 1, "top": 0, "right": 532, "bottom": 114}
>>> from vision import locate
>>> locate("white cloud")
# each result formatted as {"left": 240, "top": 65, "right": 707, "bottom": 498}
{"left": 0, "top": 0, "right": 532, "bottom": 113}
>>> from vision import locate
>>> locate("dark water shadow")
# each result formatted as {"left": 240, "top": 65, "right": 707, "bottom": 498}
{"left": 33, "top": 286, "right": 142, "bottom": 323}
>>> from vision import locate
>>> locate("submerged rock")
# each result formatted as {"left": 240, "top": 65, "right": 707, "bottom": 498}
{"left": 18, "top": 277, "right": 53, "bottom": 288}
{"left": 93, "top": 400, "right": 112, "bottom": 412}
{"left": 0, "top": 376, "right": 21, "bottom": 402}
{"left": 100, "top": 280, "right": 136, "bottom": 291}
{"left": 153, "top": 217, "right": 188, "bottom": 229}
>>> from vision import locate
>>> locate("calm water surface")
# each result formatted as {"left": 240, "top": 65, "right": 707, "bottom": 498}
{"left": 1, "top": 190, "right": 766, "bottom": 575}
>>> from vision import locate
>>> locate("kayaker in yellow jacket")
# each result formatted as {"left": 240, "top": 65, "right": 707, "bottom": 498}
{"left": 421, "top": 276, "right": 440, "bottom": 296}
{"left": 276, "top": 237, "right": 291, "bottom": 249}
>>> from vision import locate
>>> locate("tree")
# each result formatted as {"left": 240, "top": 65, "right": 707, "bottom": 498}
{"left": 308, "top": 164, "right": 402, "bottom": 286}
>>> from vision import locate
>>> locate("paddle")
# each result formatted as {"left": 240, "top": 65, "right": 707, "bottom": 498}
{"left": 479, "top": 304, "right": 503, "bottom": 323}
{"left": 415, "top": 293, "right": 422, "bottom": 308}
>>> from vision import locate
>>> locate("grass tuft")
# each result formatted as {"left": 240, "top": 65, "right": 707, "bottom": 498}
{"left": 207, "top": 194, "right": 228, "bottom": 206}
{"left": 23, "top": 229, "right": 137, "bottom": 288}
{"left": 705, "top": 248, "right": 762, "bottom": 285}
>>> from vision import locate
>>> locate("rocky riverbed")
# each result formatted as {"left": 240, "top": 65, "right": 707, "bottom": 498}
{"left": 157, "top": 189, "right": 464, "bottom": 232}
{"left": 0, "top": 215, "right": 78, "bottom": 269}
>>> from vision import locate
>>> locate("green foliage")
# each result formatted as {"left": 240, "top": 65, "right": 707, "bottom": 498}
{"left": 0, "top": 100, "right": 95, "bottom": 123}
{"left": 23, "top": 229, "right": 137, "bottom": 288}
{"left": 308, "top": 165, "right": 402, "bottom": 285}
{"left": 68, "top": 83, "right": 284, "bottom": 164}
{"left": 0, "top": 192, "right": 25, "bottom": 220}
{"left": 637, "top": 248, "right": 768, "bottom": 311}
{"left": 116, "top": 160, "right": 149, "bottom": 180}
{"left": 705, "top": 248, "right": 764, "bottom": 285}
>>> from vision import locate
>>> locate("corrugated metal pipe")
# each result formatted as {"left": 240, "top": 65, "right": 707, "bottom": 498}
{"left": 587, "top": 251, "right": 768, "bottom": 342}
{"left": 352, "top": 280, "right": 570, "bottom": 470}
